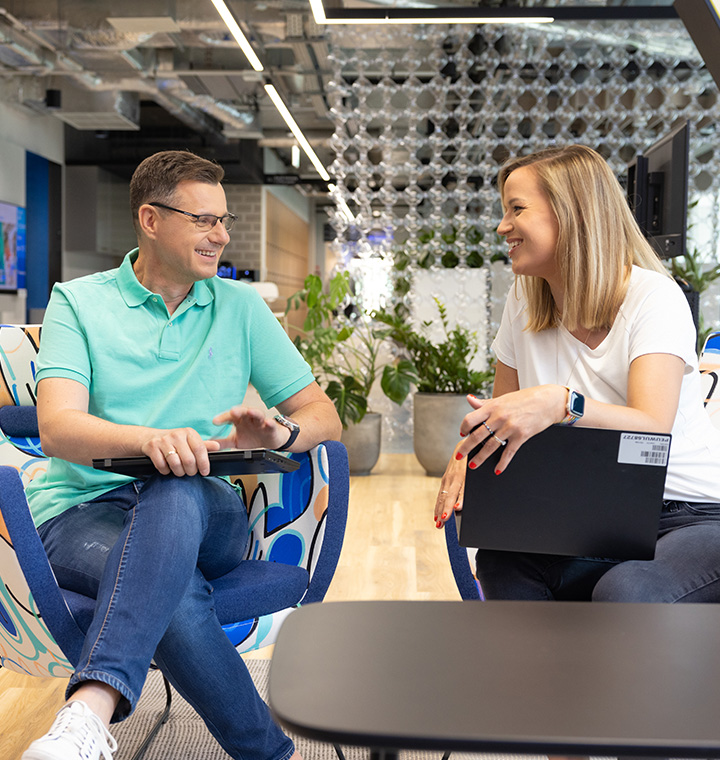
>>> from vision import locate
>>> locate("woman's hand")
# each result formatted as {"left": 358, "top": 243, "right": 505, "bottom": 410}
{"left": 434, "top": 442, "right": 467, "bottom": 528}
{"left": 141, "top": 428, "right": 221, "bottom": 477}
{"left": 455, "top": 386, "right": 567, "bottom": 474}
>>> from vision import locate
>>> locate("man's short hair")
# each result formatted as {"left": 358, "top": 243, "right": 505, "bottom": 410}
{"left": 129, "top": 150, "right": 225, "bottom": 235}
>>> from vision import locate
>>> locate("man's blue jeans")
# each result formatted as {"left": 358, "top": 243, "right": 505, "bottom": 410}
{"left": 38, "top": 475, "right": 295, "bottom": 760}
{"left": 475, "top": 500, "right": 720, "bottom": 602}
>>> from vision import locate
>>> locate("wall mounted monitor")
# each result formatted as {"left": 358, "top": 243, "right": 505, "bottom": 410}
{"left": 0, "top": 200, "right": 26, "bottom": 293}
{"left": 674, "top": 0, "right": 720, "bottom": 90}
{"left": 627, "top": 121, "right": 690, "bottom": 259}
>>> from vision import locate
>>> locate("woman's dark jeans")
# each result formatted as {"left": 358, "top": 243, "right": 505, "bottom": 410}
{"left": 475, "top": 500, "right": 720, "bottom": 602}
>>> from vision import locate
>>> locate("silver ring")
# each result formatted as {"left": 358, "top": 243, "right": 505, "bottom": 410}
{"left": 482, "top": 420, "right": 494, "bottom": 436}
{"left": 441, "top": 490, "right": 449, "bottom": 494}
{"left": 492, "top": 434, "right": 508, "bottom": 447}
{"left": 166, "top": 449, "right": 178, "bottom": 458}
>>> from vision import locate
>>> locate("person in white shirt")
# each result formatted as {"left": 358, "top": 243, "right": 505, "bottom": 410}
{"left": 434, "top": 144, "right": 720, "bottom": 602}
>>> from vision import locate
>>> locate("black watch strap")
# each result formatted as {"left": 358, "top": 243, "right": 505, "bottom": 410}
{"left": 274, "top": 414, "right": 300, "bottom": 451}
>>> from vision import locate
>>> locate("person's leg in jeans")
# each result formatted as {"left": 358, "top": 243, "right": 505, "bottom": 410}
{"left": 152, "top": 567, "right": 294, "bottom": 760}
{"left": 592, "top": 501, "right": 720, "bottom": 603}
{"left": 475, "top": 548, "right": 620, "bottom": 600}
{"left": 38, "top": 474, "right": 294, "bottom": 760}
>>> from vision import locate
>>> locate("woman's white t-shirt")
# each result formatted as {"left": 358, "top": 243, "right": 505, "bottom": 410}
{"left": 492, "top": 266, "right": 720, "bottom": 502}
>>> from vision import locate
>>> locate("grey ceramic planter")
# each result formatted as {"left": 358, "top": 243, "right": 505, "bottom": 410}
{"left": 341, "top": 412, "right": 382, "bottom": 476}
{"left": 413, "top": 392, "right": 470, "bottom": 477}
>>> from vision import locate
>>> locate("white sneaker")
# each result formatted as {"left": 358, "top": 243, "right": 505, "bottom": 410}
{"left": 22, "top": 700, "right": 118, "bottom": 760}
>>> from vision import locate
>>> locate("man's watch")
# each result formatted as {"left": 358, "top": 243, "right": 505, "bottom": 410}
{"left": 561, "top": 387, "right": 585, "bottom": 426}
{"left": 273, "top": 413, "right": 300, "bottom": 451}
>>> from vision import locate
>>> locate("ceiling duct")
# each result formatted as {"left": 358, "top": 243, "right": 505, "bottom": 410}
{"left": 53, "top": 85, "right": 140, "bottom": 130}
{"left": 2, "top": 74, "right": 46, "bottom": 111}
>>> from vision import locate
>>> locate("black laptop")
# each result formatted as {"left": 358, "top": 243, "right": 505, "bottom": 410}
{"left": 457, "top": 425, "right": 671, "bottom": 560}
{"left": 93, "top": 448, "right": 300, "bottom": 478}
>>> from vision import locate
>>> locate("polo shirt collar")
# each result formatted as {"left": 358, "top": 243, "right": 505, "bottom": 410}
{"left": 117, "top": 249, "right": 215, "bottom": 309}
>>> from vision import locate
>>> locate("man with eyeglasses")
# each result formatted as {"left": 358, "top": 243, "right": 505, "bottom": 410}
{"left": 22, "top": 150, "right": 342, "bottom": 760}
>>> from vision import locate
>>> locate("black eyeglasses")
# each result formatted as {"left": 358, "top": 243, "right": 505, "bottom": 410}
{"left": 149, "top": 202, "right": 237, "bottom": 232}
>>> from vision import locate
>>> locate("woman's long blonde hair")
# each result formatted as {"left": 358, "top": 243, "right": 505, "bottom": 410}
{"left": 498, "top": 145, "right": 669, "bottom": 332}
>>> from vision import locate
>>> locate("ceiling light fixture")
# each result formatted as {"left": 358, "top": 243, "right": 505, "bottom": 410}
{"left": 327, "top": 183, "right": 355, "bottom": 223}
{"left": 309, "top": 1, "right": 678, "bottom": 24}
{"left": 264, "top": 84, "right": 331, "bottom": 181}
{"left": 211, "top": 0, "right": 264, "bottom": 72}
{"left": 308, "top": 1, "right": 553, "bottom": 25}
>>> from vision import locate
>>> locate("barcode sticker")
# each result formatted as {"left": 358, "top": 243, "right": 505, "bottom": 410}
{"left": 618, "top": 433, "right": 670, "bottom": 467}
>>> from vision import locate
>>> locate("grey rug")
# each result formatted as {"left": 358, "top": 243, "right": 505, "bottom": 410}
{"left": 111, "top": 661, "right": 551, "bottom": 760}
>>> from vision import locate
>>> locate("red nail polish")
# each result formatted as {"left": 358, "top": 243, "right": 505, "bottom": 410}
{"left": 468, "top": 461, "right": 477, "bottom": 469}
{"left": 441, "top": 513, "right": 447, "bottom": 520}
{"left": 460, "top": 432, "right": 466, "bottom": 437}
{"left": 455, "top": 452, "right": 463, "bottom": 460}
{"left": 495, "top": 468, "right": 501, "bottom": 476}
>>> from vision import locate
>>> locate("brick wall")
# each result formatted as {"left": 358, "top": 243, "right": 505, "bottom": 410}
{"left": 223, "top": 184, "right": 263, "bottom": 273}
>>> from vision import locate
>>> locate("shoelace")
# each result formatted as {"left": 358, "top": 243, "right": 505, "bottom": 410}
{"left": 47, "top": 702, "right": 118, "bottom": 760}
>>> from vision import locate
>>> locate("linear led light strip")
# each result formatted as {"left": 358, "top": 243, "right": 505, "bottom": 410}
{"left": 308, "top": 0, "right": 553, "bottom": 25}
{"left": 264, "top": 84, "right": 331, "bottom": 181}
{"left": 327, "top": 184, "right": 355, "bottom": 222}
{"left": 211, "top": 0, "right": 331, "bottom": 181}
{"left": 210, "top": 0, "right": 264, "bottom": 71}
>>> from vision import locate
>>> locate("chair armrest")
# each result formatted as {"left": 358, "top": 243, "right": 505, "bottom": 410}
{"left": 0, "top": 406, "right": 40, "bottom": 438}
{"left": 443, "top": 515, "right": 483, "bottom": 601}
{"left": 302, "top": 440, "right": 348, "bottom": 604}
{"left": 0, "top": 466, "right": 84, "bottom": 671}
{"left": 238, "top": 441, "right": 348, "bottom": 604}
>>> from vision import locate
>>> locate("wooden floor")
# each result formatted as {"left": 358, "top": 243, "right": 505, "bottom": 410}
{"left": 0, "top": 453, "right": 459, "bottom": 759}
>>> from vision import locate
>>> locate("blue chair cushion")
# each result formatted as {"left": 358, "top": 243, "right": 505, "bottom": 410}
{"left": 0, "top": 405, "right": 39, "bottom": 438}
{"left": 62, "top": 559, "right": 310, "bottom": 633}
{"left": 213, "top": 560, "right": 310, "bottom": 624}
{"left": 62, "top": 561, "right": 309, "bottom": 635}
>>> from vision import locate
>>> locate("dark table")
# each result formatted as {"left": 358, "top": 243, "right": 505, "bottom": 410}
{"left": 268, "top": 600, "right": 720, "bottom": 759}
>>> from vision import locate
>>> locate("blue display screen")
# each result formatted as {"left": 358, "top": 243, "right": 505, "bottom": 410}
{"left": 0, "top": 201, "right": 26, "bottom": 292}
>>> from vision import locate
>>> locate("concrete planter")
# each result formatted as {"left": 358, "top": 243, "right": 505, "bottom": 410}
{"left": 413, "top": 392, "right": 469, "bottom": 477}
{"left": 341, "top": 412, "right": 382, "bottom": 476}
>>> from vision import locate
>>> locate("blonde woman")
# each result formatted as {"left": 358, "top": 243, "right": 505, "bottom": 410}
{"left": 435, "top": 144, "right": 720, "bottom": 602}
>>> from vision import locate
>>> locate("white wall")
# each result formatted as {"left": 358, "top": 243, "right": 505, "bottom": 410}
{"left": 0, "top": 101, "right": 64, "bottom": 167}
{"left": 63, "top": 166, "right": 135, "bottom": 281}
{"left": 0, "top": 101, "right": 64, "bottom": 322}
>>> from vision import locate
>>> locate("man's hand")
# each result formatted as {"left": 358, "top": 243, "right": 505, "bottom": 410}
{"left": 212, "top": 406, "right": 290, "bottom": 451}
{"left": 141, "top": 428, "right": 222, "bottom": 476}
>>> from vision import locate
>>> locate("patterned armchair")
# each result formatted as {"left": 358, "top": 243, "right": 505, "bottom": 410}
{"left": 0, "top": 323, "right": 349, "bottom": 679}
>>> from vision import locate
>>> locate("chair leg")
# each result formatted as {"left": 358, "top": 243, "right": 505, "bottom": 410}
{"left": 333, "top": 744, "right": 347, "bottom": 760}
{"left": 128, "top": 675, "right": 173, "bottom": 760}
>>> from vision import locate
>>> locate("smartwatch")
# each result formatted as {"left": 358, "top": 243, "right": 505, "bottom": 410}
{"left": 273, "top": 413, "right": 300, "bottom": 451}
{"left": 561, "top": 387, "right": 585, "bottom": 426}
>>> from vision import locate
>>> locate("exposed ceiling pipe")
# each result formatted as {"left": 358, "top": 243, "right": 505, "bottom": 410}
{"left": 0, "top": 7, "right": 54, "bottom": 52}
{"left": 0, "top": 14, "right": 256, "bottom": 140}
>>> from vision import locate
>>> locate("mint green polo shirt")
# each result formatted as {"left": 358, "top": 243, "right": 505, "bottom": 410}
{"left": 26, "top": 249, "right": 314, "bottom": 527}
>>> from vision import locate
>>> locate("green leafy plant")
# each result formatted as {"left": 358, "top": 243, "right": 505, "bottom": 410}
{"left": 375, "top": 298, "right": 495, "bottom": 403}
{"left": 286, "top": 272, "right": 416, "bottom": 428}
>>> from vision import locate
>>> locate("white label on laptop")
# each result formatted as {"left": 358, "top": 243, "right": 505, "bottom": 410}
{"left": 618, "top": 433, "right": 670, "bottom": 467}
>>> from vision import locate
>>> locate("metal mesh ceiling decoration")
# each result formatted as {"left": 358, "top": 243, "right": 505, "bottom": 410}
{"left": 325, "top": 19, "right": 720, "bottom": 325}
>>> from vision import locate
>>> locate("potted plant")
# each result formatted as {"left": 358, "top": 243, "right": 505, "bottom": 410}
{"left": 376, "top": 298, "right": 495, "bottom": 477}
{"left": 286, "top": 272, "right": 415, "bottom": 475}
